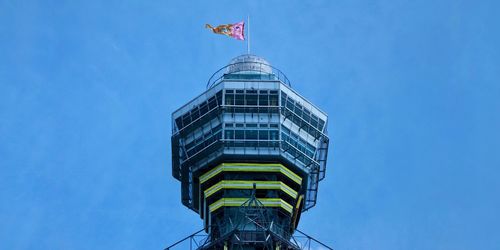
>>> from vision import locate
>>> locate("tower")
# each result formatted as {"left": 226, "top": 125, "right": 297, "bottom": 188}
{"left": 170, "top": 55, "right": 330, "bottom": 249}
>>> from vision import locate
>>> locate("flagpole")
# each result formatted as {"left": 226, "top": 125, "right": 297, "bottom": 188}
{"left": 247, "top": 15, "right": 250, "bottom": 54}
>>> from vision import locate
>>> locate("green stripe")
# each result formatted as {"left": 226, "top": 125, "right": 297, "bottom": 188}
{"left": 209, "top": 198, "right": 293, "bottom": 214}
{"left": 199, "top": 163, "right": 302, "bottom": 185}
{"left": 204, "top": 180, "right": 298, "bottom": 199}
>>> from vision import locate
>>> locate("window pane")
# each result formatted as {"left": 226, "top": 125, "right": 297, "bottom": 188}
{"left": 259, "top": 130, "right": 269, "bottom": 140}
{"left": 270, "top": 95, "right": 278, "bottom": 106}
{"left": 225, "top": 94, "right": 234, "bottom": 105}
{"left": 235, "top": 130, "right": 244, "bottom": 139}
{"left": 235, "top": 94, "right": 244, "bottom": 105}
{"left": 259, "top": 95, "right": 268, "bottom": 106}
{"left": 246, "top": 95, "right": 257, "bottom": 105}
{"left": 225, "top": 130, "right": 234, "bottom": 139}
{"left": 200, "top": 103, "right": 208, "bottom": 114}
{"left": 208, "top": 99, "right": 217, "bottom": 109}
{"left": 270, "top": 130, "right": 279, "bottom": 140}
{"left": 246, "top": 130, "right": 258, "bottom": 140}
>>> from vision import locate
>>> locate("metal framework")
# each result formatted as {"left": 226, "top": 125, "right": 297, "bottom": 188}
{"left": 165, "top": 229, "right": 333, "bottom": 250}
{"left": 165, "top": 190, "right": 333, "bottom": 250}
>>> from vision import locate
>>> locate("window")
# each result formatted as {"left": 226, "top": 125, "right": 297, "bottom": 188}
{"left": 225, "top": 94, "right": 234, "bottom": 105}
{"left": 208, "top": 96, "right": 217, "bottom": 109}
{"left": 246, "top": 130, "right": 258, "bottom": 140}
{"left": 200, "top": 103, "right": 208, "bottom": 114}
{"left": 235, "top": 130, "right": 244, "bottom": 139}
{"left": 235, "top": 94, "right": 244, "bottom": 105}
{"left": 246, "top": 94, "right": 257, "bottom": 105}
{"left": 259, "top": 94, "right": 269, "bottom": 106}
{"left": 174, "top": 91, "right": 223, "bottom": 132}
{"left": 225, "top": 130, "right": 234, "bottom": 140}
{"left": 281, "top": 91, "right": 326, "bottom": 139}
{"left": 259, "top": 130, "right": 269, "bottom": 140}
{"left": 270, "top": 130, "right": 279, "bottom": 140}
{"left": 191, "top": 107, "right": 200, "bottom": 118}
{"left": 182, "top": 114, "right": 191, "bottom": 126}
{"left": 281, "top": 124, "right": 317, "bottom": 165}
{"left": 270, "top": 93, "right": 278, "bottom": 106}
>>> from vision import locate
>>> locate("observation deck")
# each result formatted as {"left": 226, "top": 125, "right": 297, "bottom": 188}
{"left": 170, "top": 54, "right": 331, "bottom": 249}
{"left": 206, "top": 54, "right": 291, "bottom": 89}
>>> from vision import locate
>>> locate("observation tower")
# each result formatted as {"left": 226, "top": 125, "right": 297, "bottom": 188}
{"left": 169, "top": 55, "right": 331, "bottom": 249}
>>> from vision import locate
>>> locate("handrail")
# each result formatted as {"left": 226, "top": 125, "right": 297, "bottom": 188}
{"left": 206, "top": 61, "right": 292, "bottom": 89}
{"left": 294, "top": 229, "right": 334, "bottom": 250}
{"left": 164, "top": 229, "right": 205, "bottom": 250}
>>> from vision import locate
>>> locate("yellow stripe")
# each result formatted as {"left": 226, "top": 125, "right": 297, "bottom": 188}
{"left": 209, "top": 198, "right": 294, "bottom": 214}
{"left": 199, "top": 163, "right": 302, "bottom": 185}
{"left": 295, "top": 195, "right": 304, "bottom": 210}
{"left": 291, "top": 194, "right": 304, "bottom": 230}
{"left": 204, "top": 180, "right": 298, "bottom": 199}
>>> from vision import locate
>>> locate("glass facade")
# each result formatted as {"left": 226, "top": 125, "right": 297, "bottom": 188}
{"left": 171, "top": 55, "right": 330, "bottom": 232}
{"left": 281, "top": 91, "right": 325, "bottom": 139}
{"left": 172, "top": 81, "right": 329, "bottom": 212}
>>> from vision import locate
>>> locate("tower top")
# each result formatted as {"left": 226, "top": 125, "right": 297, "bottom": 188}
{"left": 226, "top": 54, "right": 273, "bottom": 75}
{"left": 207, "top": 54, "right": 291, "bottom": 89}
{"left": 169, "top": 53, "right": 332, "bottom": 249}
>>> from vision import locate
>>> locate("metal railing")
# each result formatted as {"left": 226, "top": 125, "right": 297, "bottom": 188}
{"left": 206, "top": 62, "right": 292, "bottom": 89}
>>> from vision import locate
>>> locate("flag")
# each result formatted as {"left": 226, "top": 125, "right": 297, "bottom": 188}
{"left": 205, "top": 21, "right": 245, "bottom": 40}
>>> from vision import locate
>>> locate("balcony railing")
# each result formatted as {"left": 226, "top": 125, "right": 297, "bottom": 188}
{"left": 207, "top": 62, "right": 292, "bottom": 89}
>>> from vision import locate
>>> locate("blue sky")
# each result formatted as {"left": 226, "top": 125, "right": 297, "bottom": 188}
{"left": 1, "top": 0, "right": 499, "bottom": 249}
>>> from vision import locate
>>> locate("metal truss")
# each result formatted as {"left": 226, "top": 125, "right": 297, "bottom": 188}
{"left": 165, "top": 189, "right": 333, "bottom": 250}
{"left": 164, "top": 229, "right": 333, "bottom": 250}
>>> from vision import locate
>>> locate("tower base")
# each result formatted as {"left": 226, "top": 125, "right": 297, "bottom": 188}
{"left": 165, "top": 192, "right": 332, "bottom": 250}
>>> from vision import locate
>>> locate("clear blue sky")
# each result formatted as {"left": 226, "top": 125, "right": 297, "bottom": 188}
{"left": 1, "top": 0, "right": 499, "bottom": 249}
